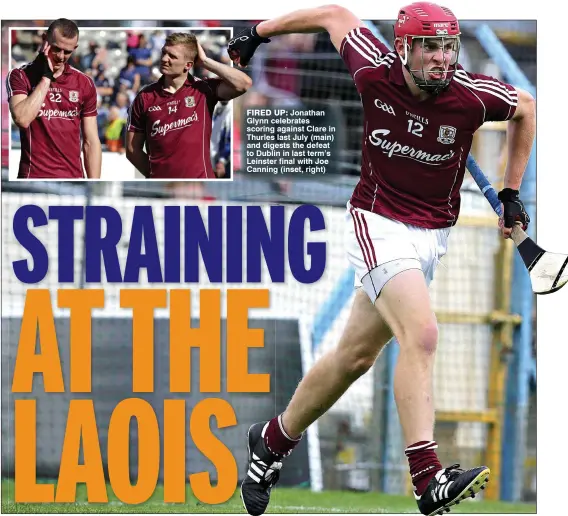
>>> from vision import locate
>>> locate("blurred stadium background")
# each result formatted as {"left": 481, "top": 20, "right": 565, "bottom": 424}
{"left": 1, "top": 16, "right": 536, "bottom": 510}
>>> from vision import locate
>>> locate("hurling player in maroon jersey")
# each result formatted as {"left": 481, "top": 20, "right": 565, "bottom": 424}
{"left": 7, "top": 19, "right": 101, "bottom": 179}
{"left": 126, "top": 32, "right": 251, "bottom": 179}
{"left": 228, "top": 4, "right": 535, "bottom": 516}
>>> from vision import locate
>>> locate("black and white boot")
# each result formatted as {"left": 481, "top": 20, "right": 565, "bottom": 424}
{"left": 415, "top": 464, "right": 490, "bottom": 516}
{"left": 240, "top": 422, "right": 284, "bottom": 516}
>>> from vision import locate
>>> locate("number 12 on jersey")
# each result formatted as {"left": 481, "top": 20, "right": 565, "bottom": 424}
{"left": 407, "top": 119, "right": 424, "bottom": 137}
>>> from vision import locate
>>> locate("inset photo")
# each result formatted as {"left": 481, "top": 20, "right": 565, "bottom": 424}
{"left": 5, "top": 21, "right": 242, "bottom": 180}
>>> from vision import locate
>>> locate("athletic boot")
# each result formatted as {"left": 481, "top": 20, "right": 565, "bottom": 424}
{"left": 415, "top": 464, "right": 490, "bottom": 516}
{"left": 240, "top": 422, "right": 284, "bottom": 516}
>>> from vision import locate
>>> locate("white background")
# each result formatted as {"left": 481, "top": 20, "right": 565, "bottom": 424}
{"left": 2, "top": 1, "right": 565, "bottom": 514}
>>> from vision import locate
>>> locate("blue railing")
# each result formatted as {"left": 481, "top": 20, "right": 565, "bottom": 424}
{"left": 474, "top": 23, "right": 537, "bottom": 502}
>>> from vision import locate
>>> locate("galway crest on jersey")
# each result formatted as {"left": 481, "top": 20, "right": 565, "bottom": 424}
{"left": 437, "top": 125, "right": 456, "bottom": 144}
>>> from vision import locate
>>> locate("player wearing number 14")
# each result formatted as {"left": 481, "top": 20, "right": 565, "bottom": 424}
{"left": 228, "top": 3, "right": 536, "bottom": 516}
{"left": 126, "top": 33, "right": 252, "bottom": 179}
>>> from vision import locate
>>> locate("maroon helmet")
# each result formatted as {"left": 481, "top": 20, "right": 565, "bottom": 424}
{"left": 394, "top": 2, "right": 461, "bottom": 94}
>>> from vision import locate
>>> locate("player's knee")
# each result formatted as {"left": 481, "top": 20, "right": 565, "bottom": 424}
{"left": 415, "top": 318, "right": 439, "bottom": 356}
{"left": 399, "top": 317, "right": 439, "bottom": 356}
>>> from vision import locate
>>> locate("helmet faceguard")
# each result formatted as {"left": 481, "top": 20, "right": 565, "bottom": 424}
{"left": 394, "top": 2, "right": 461, "bottom": 95}
{"left": 399, "top": 34, "right": 460, "bottom": 95}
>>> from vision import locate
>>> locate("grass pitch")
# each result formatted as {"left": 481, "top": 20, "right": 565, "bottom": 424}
{"left": 2, "top": 479, "right": 535, "bottom": 514}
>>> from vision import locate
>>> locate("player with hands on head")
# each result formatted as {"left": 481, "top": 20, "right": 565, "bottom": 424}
{"left": 126, "top": 33, "right": 252, "bottom": 179}
{"left": 7, "top": 19, "right": 102, "bottom": 179}
{"left": 36, "top": 40, "right": 56, "bottom": 81}
{"left": 228, "top": 4, "right": 536, "bottom": 516}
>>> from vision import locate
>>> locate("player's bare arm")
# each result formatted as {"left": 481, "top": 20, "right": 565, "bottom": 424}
{"left": 125, "top": 132, "right": 151, "bottom": 178}
{"left": 9, "top": 88, "right": 49, "bottom": 129}
{"left": 81, "top": 116, "right": 102, "bottom": 179}
{"left": 195, "top": 40, "right": 252, "bottom": 100}
{"left": 497, "top": 87, "right": 536, "bottom": 239}
{"left": 258, "top": 4, "right": 362, "bottom": 51}
{"left": 228, "top": 4, "right": 363, "bottom": 67}
{"left": 504, "top": 87, "right": 536, "bottom": 190}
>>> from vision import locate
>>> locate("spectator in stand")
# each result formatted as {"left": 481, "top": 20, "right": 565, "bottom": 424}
{"left": 114, "top": 91, "right": 130, "bottom": 120}
{"left": 210, "top": 100, "right": 232, "bottom": 178}
{"left": 11, "top": 45, "right": 27, "bottom": 65}
{"left": 126, "top": 31, "right": 139, "bottom": 51}
{"left": 96, "top": 94, "right": 109, "bottom": 143}
{"left": 104, "top": 105, "right": 126, "bottom": 153}
{"left": 67, "top": 51, "right": 83, "bottom": 72}
{"left": 150, "top": 30, "right": 166, "bottom": 61}
{"left": 31, "top": 29, "right": 43, "bottom": 50}
{"left": 117, "top": 81, "right": 135, "bottom": 105}
{"left": 117, "top": 55, "right": 141, "bottom": 94}
{"left": 129, "top": 34, "right": 153, "bottom": 81}
{"left": 94, "top": 67, "right": 114, "bottom": 105}
{"left": 81, "top": 41, "right": 104, "bottom": 71}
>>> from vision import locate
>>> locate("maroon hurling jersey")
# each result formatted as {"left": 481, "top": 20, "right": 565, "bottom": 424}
{"left": 340, "top": 27, "right": 518, "bottom": 229}
{"left": 127, "top": 75, "right": 222, "bottom": 179}
{"left": 7, "top": 61, "right": 98, "bottom": 179}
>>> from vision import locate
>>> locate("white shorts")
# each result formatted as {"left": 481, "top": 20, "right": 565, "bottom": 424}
{"left": 345, "top": 203, "right": 451, "bottom": 302}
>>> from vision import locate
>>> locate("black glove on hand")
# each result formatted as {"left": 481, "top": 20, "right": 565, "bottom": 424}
{"left": 497, "top": 188, "right": 530, "bottom": 230}
{"left": 227, "top": 25, "right": 271, "bottom": 67}
{"left": 35, "top": 52, "right": 55, "bottom": 81}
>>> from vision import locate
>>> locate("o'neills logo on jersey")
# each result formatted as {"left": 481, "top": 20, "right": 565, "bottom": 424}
{"left": 38, "top": 107, "right": 80, "bottom": 120}
{"left": 151, "top": 112, "right": 199, "bottom": 137}
{"left": 369, "top": 129, "right": 455, "bottom": 165}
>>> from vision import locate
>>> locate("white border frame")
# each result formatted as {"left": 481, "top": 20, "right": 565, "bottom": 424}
{"left": 3, "top": 2, "right": 566, "bottom": 515}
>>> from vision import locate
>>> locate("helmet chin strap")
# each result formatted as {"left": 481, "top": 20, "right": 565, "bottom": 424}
{"left": 399, "top": 39, "right": 410, "bottom": 66}
{"left": 408, "top": 66, "right": 449, "bottom": 95}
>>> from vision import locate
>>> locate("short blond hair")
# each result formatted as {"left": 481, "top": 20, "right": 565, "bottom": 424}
{"left": 165, "top": 32, "right": 198, "bottom": 61}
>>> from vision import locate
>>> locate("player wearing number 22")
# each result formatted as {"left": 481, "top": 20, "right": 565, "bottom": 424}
{"left": 228, "top": 3, "right": 535, "bottom": 516}
{"left": 126, "top": 33, "right": 251, "bottom": 179}
{"left": 7, "top": 19, "right": 101, "bottom": 179}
